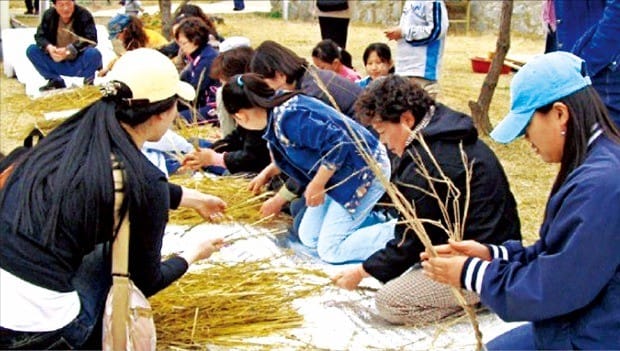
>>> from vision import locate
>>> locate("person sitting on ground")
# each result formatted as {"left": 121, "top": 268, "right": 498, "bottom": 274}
{"left": 251, "top": 40, "right": 362, "bottom": 119}
{"left": 99, "top": 14, "right": 167, "bottom": 77}
{"left": 248, "top": 40, "right": 364, "bottom": 218}
{"left": 175, "top": 17, "right": 220, "bottom": 124}
{"left": 181, "top": 46, "right": 273, "bottom": 175}
{"left": 332, "top": 75, "right": 521, "bottom": 325}
{"left": 222, "top": 73, "right": 392, "bottom": 264}
{"left": 311, "top": 38, "right": 360, "bottom": 82}
{"left": 159, "top": 4, "right": 224, "bottom": 59}
{"left": 421, "top": 52, "right": 620, "bottom": 350}
{"left": 356, "top": 42, "right": 393, "bottom": 89}
{"left": 26, "top": 0, "right": 102, "bottom": 92}
{"left": 0, "top": 48, "right": 226, "bottom": 350}
{"left": 213, "top": 36, "right": 252, "bottom": 137}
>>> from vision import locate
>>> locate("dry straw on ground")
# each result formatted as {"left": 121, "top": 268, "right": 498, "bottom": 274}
{"left": 150, "top": 259, "right": 329, "bottom": 349}
{"left": 168, "top": 173, "right": 282, "bottom": 226}
{"left": 2, "top": 85, "right": 102, "bottom": 138}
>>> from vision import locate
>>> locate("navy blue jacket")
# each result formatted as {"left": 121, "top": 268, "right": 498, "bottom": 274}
{"left": 180, "top": 44, "right": 219, "bottom": 109}
{"left": 554, "top": 0, "right": 620, "bottom": 77}
{"left": 298, "top": 65, "right": 362, "bottom": 119}
{"left": 463, "top": 136, "right": 620, "bottom": 349}
{"left": 264, "top": 94, "right": 381, "bottom": 213}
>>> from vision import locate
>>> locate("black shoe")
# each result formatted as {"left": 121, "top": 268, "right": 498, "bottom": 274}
{"left": 24, "top": 10, "right": 34, "bottom": 15}
{"left": 233, "top": 7, "right": 244, "bottom": 11}
{"left": 39, "top": 79, "right": 66, "bottom": 92}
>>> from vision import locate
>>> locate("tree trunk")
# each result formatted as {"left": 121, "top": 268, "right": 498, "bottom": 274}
{"left": 160, "top": 0, "right": 192, "bottom": 39}
{"left": 159, "top": 0, "right": 173, "bottom": 39}
{"left": 468, "top": 0, "right": 513, "bottom": 135}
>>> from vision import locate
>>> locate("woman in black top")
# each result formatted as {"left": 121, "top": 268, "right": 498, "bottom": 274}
{"left": 0, "top": 49, "right": 226, "bottom": 349}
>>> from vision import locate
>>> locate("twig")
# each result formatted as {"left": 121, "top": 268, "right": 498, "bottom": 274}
{"left": 62, "top": 29, "right": 97, "bottom": 46}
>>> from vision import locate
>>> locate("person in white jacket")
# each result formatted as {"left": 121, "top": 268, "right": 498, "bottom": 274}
{"left": 385, "top": 0, "right": 449, "bottom": 99}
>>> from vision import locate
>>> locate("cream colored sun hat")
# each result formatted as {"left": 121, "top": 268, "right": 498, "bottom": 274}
{"left": 107, "top": 48, "right": 195, "bottom": 103}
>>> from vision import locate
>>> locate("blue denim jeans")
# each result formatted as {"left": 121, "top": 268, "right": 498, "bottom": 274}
{"left": 26, "top": 44, "right": 102, "bottom": 83}
{"left": 298, "top": 156, "right": 394, "bottom": 264}
{"left": 233, "top": 0, "right": 245, "bottom": 9}
{"left": 0, "top": 245, "right": 111, "bottom": 350}
{"left": 486, "top": 323, "right": 536, "bottom": 350}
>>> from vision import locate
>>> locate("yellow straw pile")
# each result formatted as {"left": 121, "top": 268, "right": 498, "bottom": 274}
{"left": 3, "top": 85, "right": 102, "bottom": 137}
{"left": 150, "top": 259, "right": 329, "bottom": 349}
{"left": 169, "top": 174, "right": 278, "bottom": 225}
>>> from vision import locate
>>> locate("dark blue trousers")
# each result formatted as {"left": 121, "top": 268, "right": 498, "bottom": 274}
{"left": 26, "top": 44, "right": 102, "bottom": 83}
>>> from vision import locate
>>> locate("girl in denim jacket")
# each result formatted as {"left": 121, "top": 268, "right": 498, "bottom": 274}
{"left": 222, "top": 73, "right": 394, "bottom": 263}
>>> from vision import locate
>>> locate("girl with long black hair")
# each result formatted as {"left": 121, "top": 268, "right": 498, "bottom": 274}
{"left": 0, "top": 48, "right": 226, "bottom": 349}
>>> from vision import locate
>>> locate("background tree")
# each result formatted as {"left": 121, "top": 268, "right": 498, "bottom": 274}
{"left": 159, "top": 0, "right": 191, "bottom": 39}
{"left": 468, "top": 0, "right": 513, "bottom": 134}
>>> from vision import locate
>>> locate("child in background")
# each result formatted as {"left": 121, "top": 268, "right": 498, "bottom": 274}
{"left": 123, "top": 0, "right": 143, "bottom": 16}
{"left": 222, "top": 73, "right": 394, "bottom": 264}
{"left": 181, "top": 46, "right": 273, "bottom": 175}
{"left": 311, "top": 39, "right": 360, "bottom": 82}
{"left": 356, "top": 43, "right": 393, "bottom": 89}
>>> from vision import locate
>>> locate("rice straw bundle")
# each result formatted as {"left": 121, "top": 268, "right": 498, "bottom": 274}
{"left": 2, "top": 85, "right": 102, "bottom": 137}
{"left": 150, "top": 259, "right": 329, "bottom": 349}
{"left": 172, "top": 117, "right": 221, "bottom": 142}
{"left": 169, "top": 174, "right": 277, "bottom": 225}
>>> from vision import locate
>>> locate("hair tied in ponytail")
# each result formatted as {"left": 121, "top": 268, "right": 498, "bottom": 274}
{"left": 101, "top": 81, "right": 150, "bottom": 107}
{"left": 101, "top": 81, "right": 123, "bottom": 100}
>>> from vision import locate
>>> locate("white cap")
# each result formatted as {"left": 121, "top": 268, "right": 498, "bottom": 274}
{"left": 107, "top": 48, "right": 195, "bottom": 103}
{"left": 219, "top": 36, "right": 251, "bottom": 53}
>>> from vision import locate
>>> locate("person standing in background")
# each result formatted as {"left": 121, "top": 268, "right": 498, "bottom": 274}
{"left": 24, "top": 0, "right": 39, "bottom": 15}
{"left": 123, "top": 0, "right": 143, "bottom": 16}
{"left": 385, "top": 0, "right": 449, "bottom": 99}
{"left": 543, "top": 0, "right": 620, "bottom": 129}
{"left": 233, "top": 0, "right": 245, "bottom": 11}
{"left": 316, "top": 0, "right": 351, "bottom": 49}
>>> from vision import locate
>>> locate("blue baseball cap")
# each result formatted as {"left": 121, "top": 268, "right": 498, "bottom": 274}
{"left": 107, "top": 14, "right": 131, "bottom": 40}
{"left": 490, "top": 51, "right": 592, "bottom": 144}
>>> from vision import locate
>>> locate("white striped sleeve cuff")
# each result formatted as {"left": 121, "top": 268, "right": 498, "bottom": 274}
{"left": 485, "top": 244, "right": 509, "bottom": 260}
{"left": 460, "top": 257, "right": 489, "bottom": 294}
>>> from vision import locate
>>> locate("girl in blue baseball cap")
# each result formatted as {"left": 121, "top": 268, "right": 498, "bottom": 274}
{"left": 421, "top": 51, "right": 620, "bottom": 349}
